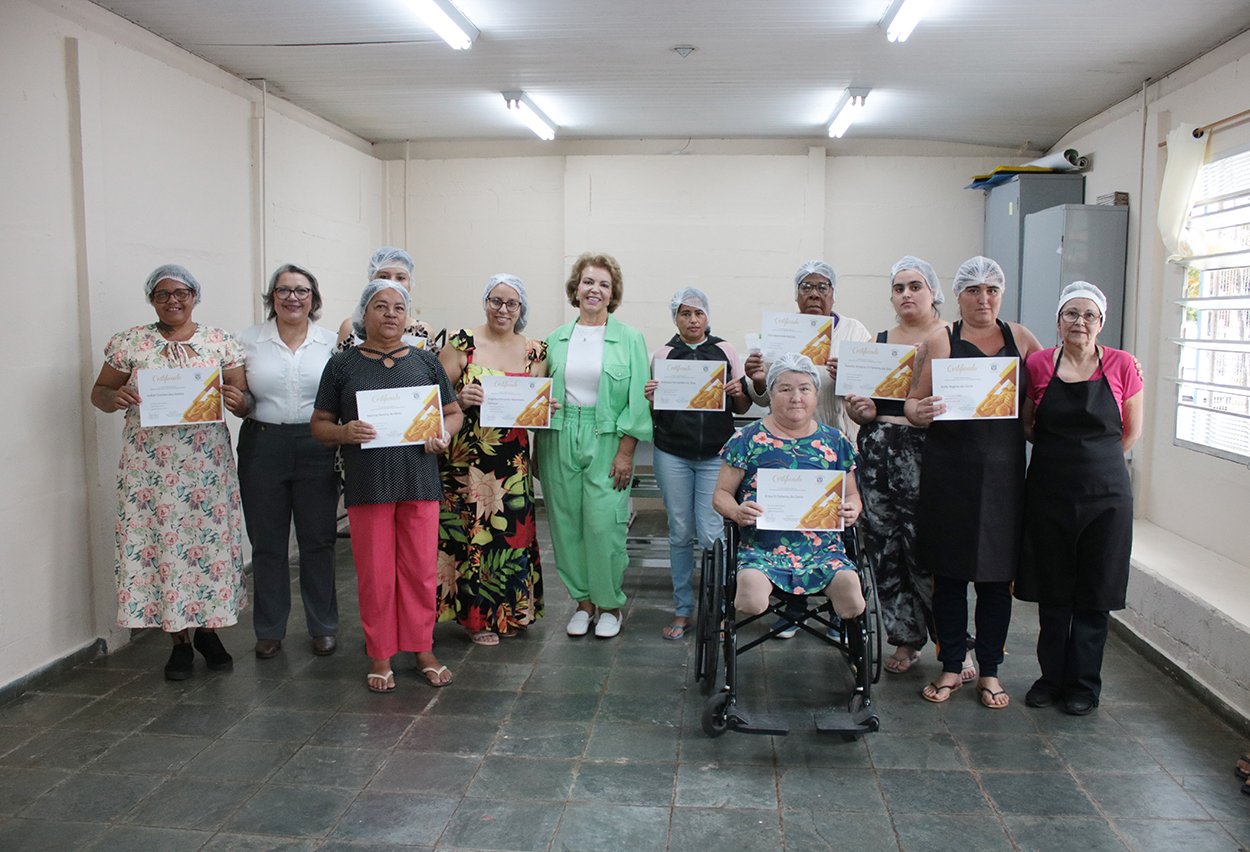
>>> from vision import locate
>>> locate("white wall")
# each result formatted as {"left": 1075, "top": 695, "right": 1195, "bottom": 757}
{"left": 0, "top": 0, "right": 383, "bottom": 690}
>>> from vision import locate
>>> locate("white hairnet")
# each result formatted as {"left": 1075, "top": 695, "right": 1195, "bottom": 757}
{"left": 794, "top": 261, "right": 836, "bottom": 299}
{"left": 670, "top": 287, "right": 711, "bottom": 323}
{"left": 367, "top": 247, "right": 414, "bottom": 281}
{"left": 1058, "top": 281, "right": 1107, "bottom": 318}
{"left": 351, "top": 280, "right": 410, "bottom": 339}
{"left": 484, "top": 274, "right": 530, "bottom": 333}
{"left": 766, "top": 353, "right": 822, "bottom": 395}
{"left": 144, "top": 264, "right": 202, "bottom": 304}
{"left": 890, "top": 256, "right": 945, "bottom": 306}
{"left": 952, "top": 256, "right": 1005, "bottom": 297}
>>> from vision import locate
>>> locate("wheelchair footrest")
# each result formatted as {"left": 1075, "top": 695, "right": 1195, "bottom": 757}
{"left": 813, "top": 703, "right": 880, "bottom": 736}
{"left": 728, "top": 709, "right": 790, "bottom": 736}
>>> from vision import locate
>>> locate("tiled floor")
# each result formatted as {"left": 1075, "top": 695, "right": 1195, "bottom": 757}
{"left": 1, "top": 509, "right": 1248, "bottom": 851}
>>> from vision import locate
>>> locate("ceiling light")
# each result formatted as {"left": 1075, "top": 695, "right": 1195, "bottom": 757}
{"left": 404, "top": 0, "right": 478, "bottom": 50}
{"left": 502, "top": 92, "right": 557, "bottom": 141}
{"left": 826, "top": 88, "right": 870, "bottom": 138}
{"left": 880, "top": 0, "right": 933, "bottom": 43}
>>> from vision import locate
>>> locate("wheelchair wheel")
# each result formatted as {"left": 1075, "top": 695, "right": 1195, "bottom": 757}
{"left": 702, "top": 690, "right": 731, "bottom": 737}
{"left": 695, "top": 541, "right": 723, "bottom": 690}
{"left": 860, "top": 558, "right": 884, "bottom": 685}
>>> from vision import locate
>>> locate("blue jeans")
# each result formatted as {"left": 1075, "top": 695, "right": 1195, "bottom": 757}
{"left": 652, "top": 448, "right": 724, "bottom": 617}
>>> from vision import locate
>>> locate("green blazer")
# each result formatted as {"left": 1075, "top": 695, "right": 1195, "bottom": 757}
{"left": 545, "top": 315, "right": 653, "bottom": 442}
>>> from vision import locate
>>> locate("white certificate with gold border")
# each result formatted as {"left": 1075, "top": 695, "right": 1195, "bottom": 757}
{"left": 760, "top": 312, "right": 832, "bottom": 365}
{"left": 356, "top": 384, "right": 443, "bottom": 448}
{"left": 834, "top": 341, "right": 917, "bottom": 400}
{"left": 755, "top": 469, "right": 845, "bottom": 532}
{"left": 479, "top": 376, "right": 553, "bottom": 429}
{"left": 931, "top": 357, "right": 1019, "bottom": 421}
{"left": 137, "top": 367, "right": 223, "bottom": 426}
{"left": 653, "top": 360, "right": 726, "bottom": 411}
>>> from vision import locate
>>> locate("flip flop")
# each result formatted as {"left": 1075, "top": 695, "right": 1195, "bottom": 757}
{"left": 978, "top": 685, "right": 1010, "bottom": 709}
{"left": 468, "top": 630, "right": 499, "bottom": 646}
{"left": 420, "top": 665, "right": 454, "bottom": 688}
{"left": 921, "top": 681, "right": 961, "bottom": 703}
{"left": 1235, "top": 753, "right": 1250, "bottom": 780}
{"left": 884, "top": 650, "right": 921, "bottom": 674}
{"left": 366, "top": 670, "right": 395, "bottom": 693}
{"left": 960, "top": 657, "right": 978, "bottom": 683}
{"left": 662, "top": 621, "right": 691, "bottom": 640}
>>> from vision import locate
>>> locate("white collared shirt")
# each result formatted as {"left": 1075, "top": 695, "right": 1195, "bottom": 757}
{"left": 237, "top": 319, "right": 338, "bottom": 424}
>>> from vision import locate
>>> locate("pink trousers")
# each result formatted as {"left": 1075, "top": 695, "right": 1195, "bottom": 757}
{"left": 345, "top": 500, "right": 438, "bottom": 659}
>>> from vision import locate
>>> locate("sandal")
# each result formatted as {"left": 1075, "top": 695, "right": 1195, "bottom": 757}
{"left": 978, "top": 681, "right": 1010, "bottom": 709}
{"left": 366, "top": 670, "right": 395, "bottom": 693}
{"left": 498, "top": 627, "right": 521, "bottom": 639}
{"left": 921, "top": 680, "right": 961, "bottom": 703}
{"left": 1234, "top": 753, "right": 1250, "bottom": 780}
{"left": 468, "top": 630, "right": 499, "bottom": 646}
{"left": 960, "top": 656, "right": 977, "bottom": 684}
{"left": 662, "top": 621, "right": 691, "bottom": 640}
{"left": 420, "top": 665, "right": 454, "bottom": 688}
{"left": 883, "top": 649, "right": 921, "bottom": 674}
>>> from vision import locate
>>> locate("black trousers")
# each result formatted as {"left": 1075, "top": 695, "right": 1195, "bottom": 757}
{"left": 933, "top": 576, "right": 1011, "bottom": 677}
{"left": 1034, "top": 605, "right": 1110, "bottom": 703}
{"left": 237, "top": 420, "right": 340, "bottom": 640}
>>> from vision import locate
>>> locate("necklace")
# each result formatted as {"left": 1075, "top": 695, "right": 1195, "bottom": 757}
{"left": 574, "top": 322, "right": 606, "bottom": 343}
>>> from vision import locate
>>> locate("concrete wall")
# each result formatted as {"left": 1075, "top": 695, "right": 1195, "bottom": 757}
{"left": 0, "top": 0, "right": 383, "bottom": 689}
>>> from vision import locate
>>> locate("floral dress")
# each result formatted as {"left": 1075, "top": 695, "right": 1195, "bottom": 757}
{"left": 437, "top": 330, "right": 546, "bottom": 632}
{"left": 105, "top": 324, "right": 248, "bottom": 630}
{"left": 720, "top": 420, "right": 857, "bottom": 594}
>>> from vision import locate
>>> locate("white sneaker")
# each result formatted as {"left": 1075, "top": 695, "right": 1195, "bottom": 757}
{"left": 594, "top": 611, "right": 621, "bottom": 638}
{"left": 567, "top": 610, "right": 593, "bottom": 636}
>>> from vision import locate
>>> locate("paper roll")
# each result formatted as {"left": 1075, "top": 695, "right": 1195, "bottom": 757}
{"left": 1023, "top": 149, "right": 1089, "bottom": 172}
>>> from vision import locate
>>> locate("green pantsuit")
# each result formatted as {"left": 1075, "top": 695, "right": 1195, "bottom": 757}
{"left": 538, "top": 316, "right": 652, "bottom": 610}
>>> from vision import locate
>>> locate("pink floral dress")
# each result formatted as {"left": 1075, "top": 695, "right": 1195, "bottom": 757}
{"left": 105, "top": 324, "right": 248, "bottom": 630}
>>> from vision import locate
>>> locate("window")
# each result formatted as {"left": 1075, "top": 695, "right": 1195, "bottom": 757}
{"left": 1175, "top": 147, "right": 1250, "bottom": 462}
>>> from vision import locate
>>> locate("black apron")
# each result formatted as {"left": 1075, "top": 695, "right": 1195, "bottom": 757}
{"left": 1016, "top": 347, "right": 1133, "bottom": 610}
{"left": 916, "top": 320, "right": 1025, "bottom": 583}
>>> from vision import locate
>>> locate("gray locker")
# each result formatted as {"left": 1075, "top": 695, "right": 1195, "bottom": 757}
{"left": 1020, "top": 204, "right": 1129, "bottom": 348}
{"left": 982, "top": 174, "right": 1085, "bottom": 322}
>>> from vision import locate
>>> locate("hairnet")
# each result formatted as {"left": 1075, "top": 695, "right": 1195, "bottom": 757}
{"left": 952, "top": 256, "right": 1005, "bottom": 296}
{"left": 483, "top": 274, "right": 530, "bottom": 333}
{"left": 669, "top": 287, "right": 711, "bottom": 323}
{"left": 1057, "top": 281, "right": 1108, "bottom": 318}
{"left": 367, "top": 247, "right": 414, "bottom": 281}
{"left": 794, "top": 261, "right": 836, "bottom": 299}
{"left": 766, "top": 352, "right": 822, "bottom": 395}
{"left": 890, "top": 256, "right": 945, "bottom": 306}
{"left": 351, "top": 280, "right": 410, "bottom": 339}
{"left": 144, "top": 264, "right": 202, "bottom": 304}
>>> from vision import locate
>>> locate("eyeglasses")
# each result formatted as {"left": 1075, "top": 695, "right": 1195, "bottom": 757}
{"left": 274, "top": 286, "right": 312, "bottom": 300}
{"left": 1060, "top": 309, "right": 1102, "bottom": 324}
{"left": 152, "top": 288, "right": 195, "bottom": 304}
{"left": 486, "top": 296, "right": 522, "bottom": 312}
{"left": 797, "top": 283, "right": 832, "bottom": 295}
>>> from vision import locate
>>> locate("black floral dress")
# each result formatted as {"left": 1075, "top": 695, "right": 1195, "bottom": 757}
{"left": 436, "top": 330, "right": 546, "bottom": 633}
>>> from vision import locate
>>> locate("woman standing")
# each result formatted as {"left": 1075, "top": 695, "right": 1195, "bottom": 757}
{"left": 535, "top": 253, "right": 652, "bottom": 639}
{"left": 337, "top": 247, "right": 440, "bottom": 353}
{"left": 237, "top": 263, "right": 340, "bottom": 659}
{"left": 313, "top": 280, "right": 462, "bottom": 691}
{"left": 90, "top": 265, "right": 250, "bottom": 680}
{"left": 646, "top": 287, "right": 750, "bottom": 639}
{"left": 437, "top": 274, "right": 546, "bottom": 645}
{"left": 845, "top": 256, "right": 948, "bottom": 674}
{"left": 1017, "top": 282, "right": 1142, "bottom": 715}
{"left": 906, "top": 256, "right": 1042, "bottom": 708}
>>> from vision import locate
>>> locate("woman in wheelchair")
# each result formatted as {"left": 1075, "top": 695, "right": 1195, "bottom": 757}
{"left": 712, "top": 353, "right": 864, "bottom": 621}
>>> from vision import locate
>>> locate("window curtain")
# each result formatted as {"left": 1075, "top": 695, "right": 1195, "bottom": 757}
{"left": 1157, "top": 122, "right": 1208, "bottom": 261}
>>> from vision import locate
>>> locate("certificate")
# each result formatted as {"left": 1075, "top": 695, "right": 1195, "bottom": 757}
{"left": 760, "top": 312, "right": 832, "bottom": 365}
{"left": 932, "top": 357, "right": 1019, "bottom": 420}
{"left": 834, "top": 341, "right": 916, "bottom": 399}
{"left": 137, "top": 366, "right": 223, "bottom": 426}
{"left": 479, "top": 376, "right": 553, "bottom": 429}
{"left": 755, "top": 469, "right": 845, "bottom": 532}
{"left": 653, "top": 360, "right": 726, "bottom": 411}
{"left": 356, "top": 385, "right": 443, "bottom": 448}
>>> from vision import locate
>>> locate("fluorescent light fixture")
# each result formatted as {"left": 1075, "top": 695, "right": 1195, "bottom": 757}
{"left": 880, "top": 0, "right": 933, "bottom": 43}
{"left": 404, "top": 0, "right": 478, "bottom": 50}
{"left": 826, "top": 88, "right": 870, "bottom": 138}
{"left": 502, "top": 91, "right": 557, "bottom": 140}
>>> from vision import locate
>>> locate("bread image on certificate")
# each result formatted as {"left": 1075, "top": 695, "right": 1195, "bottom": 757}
{"left": 973, "top": 358, "right": 1017, "bottom": 418}
{"left": 402, "top": 388, "right": 443, "bottom": 444}
{"left": 799, "top": 319, "right": 833, "bottom": 366}
{"left": 181, "top": 369, "right": 223, "bottom": 423}
{"left": 688, "top": 364, "right": 726, "bottom": 410}
{"left": 798, "top": 472, "right": 845, "bottom": 531}
{"left": 514, "top": 382, "right": 552, "bottom": 428}
{"left": 872, "top": 349, "right": 916, "bottom": 399}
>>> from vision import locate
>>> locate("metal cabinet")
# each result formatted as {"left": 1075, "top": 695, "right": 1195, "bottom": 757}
{"left": 1020, "top": 204, "right": 1129, "bottom": 348}
{"left": 982, "top": 174, "right": 1085, "bottom": 322}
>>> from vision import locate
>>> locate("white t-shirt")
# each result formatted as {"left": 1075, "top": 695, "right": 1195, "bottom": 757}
{"left": 237, "top": 319, "right": 338, "bottom": 424}
{"left": 565, "top": 323, "right": 607, "bottom": 407}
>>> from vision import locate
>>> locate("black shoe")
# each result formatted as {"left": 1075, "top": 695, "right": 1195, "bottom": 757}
{"left": 193, "top": 629, "right": 234, "bottom": 671}
{"left": 311, "top": 635, "right": 338, "bottom": 656}
{"left": 164, "top": 643, "right": 194, "bottom": 681}
{"left": 1025, "top": 683, "right": 1058, "bottom": 708}
{"left": 1063, "top": 694, "right": 1097, "bottom": 716}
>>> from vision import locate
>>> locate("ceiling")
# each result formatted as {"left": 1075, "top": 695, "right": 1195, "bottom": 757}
{"left": 90, "top": 0, "right": 1250, "bottom": 149}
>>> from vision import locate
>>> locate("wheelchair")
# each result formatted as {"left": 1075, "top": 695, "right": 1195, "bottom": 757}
{"left": 694, "top": 519, "right": 882, "bottom": 740}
